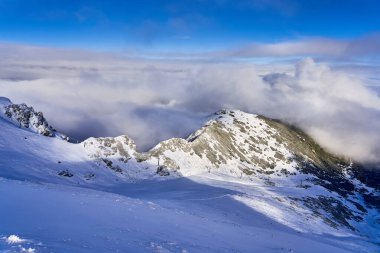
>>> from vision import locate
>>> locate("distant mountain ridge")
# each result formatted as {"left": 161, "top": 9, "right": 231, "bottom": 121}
{"left": 0, "top": 97, "right": 379, "bottom": 245}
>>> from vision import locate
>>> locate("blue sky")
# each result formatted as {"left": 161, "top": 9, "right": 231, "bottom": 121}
{"left": 0, "top": 0, "right": 379, "bottom": 51}
{"left": 0, "top": 1, "right": 380, "bottom": 160}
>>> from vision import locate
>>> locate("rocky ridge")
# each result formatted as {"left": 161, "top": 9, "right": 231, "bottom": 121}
{"left": 0, "top": 99, "right": 379, "bottom": 242}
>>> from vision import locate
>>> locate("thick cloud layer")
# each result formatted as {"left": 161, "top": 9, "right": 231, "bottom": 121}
{"left": 1, "top": 44, "right": 380, "bottom": 163}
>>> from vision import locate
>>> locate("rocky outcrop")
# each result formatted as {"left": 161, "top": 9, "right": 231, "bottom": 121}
{"left": 0, "top": 100, "right": 72, "bottom": 141}
{"left": 3, "top": 103, "right": 55, "bottom": 137}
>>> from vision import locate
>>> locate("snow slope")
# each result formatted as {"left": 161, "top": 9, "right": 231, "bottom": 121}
{"left": 0, "top": 98, "right": 379, "bottom": 253}
{"left": 0, "top": 177, "right": 374, "bottom": 253}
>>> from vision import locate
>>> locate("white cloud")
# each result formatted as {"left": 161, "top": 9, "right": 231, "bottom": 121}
{"left": 259, "top": 58, "right": 380, "bottom": 162}
{"left": 0, "top": 44, "right": 380, "bottom": 163}
{"left": 210, "top": 33, "right": 380, "bottom": 59}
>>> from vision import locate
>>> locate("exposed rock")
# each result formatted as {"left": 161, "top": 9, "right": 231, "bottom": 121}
{"left": 58, "top": 170, "right": 74, "bottom": 177}
{"left": 3, "top": 103, "right": 55, "bottom": 137}
{"left": 156, "top": 165, "right": 170, "bottom": 176}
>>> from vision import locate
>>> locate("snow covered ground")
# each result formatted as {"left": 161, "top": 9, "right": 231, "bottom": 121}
{"left": 0, "top": 177, "right": 375, "bottom": 253}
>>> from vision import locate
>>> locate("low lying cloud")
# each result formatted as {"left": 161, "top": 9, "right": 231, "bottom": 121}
{"left": 1, "top": 43, "right": 380, "bottom": 163}
{"left": 211, "top": 33, "right": 380, "bottom": 60}
{"left": 260, "top": 59, "right": 380, "bottom": 163}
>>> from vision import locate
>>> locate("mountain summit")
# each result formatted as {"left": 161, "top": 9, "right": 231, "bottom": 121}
{"left": 0, "top": 98, "right": 378, "bottom": 252}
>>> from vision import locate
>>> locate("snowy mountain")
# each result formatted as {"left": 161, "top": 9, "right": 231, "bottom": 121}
{"left": 0, "top": 97, "right": 69, "bottom": 140}
{"left": 0, "top": 98, "right": 379, "bottom": 253}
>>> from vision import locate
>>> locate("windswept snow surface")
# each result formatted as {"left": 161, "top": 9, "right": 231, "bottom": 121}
{"left": 0, "top": 177, "right": 374, "bottom": 253}
{"left": 0, "top": 97, "right": 12, "bottom": 107}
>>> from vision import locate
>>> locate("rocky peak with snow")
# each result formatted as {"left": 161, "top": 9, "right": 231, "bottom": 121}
{"left": 0, "top": 98, "right": 379, "bottom": 243}
{"left": 3, "top": 103, "right": 55, "bottom": 137}
{"left": 80, "top": 108, "right": 379, "bottom": 235}
{"left": 0, "top": 98, "right": 71, "bottom": 141}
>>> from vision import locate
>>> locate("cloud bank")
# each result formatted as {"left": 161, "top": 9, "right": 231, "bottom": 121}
{"left": 0, "top": 43, "right": 380, "bottom": 163}
{"left": 211, "top": 33, "right": 380, "bottom": 60}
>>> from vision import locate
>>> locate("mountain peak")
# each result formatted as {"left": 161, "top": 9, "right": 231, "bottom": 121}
{"left": 0, "top": 99, "right": 378, "bottom": 241}
{"left": 0, "top": 98, "right": 71, "bottom": 141}
{"left": 2, "top": 101, "right": 55, "bottom": 137}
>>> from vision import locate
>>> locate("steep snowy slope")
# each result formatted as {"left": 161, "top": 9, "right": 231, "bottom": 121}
{"left": 1, "top": 177, "right": 371, "bottom": 253}
{"left": 0, "top": 98, "right": 379, "bottom": 252}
